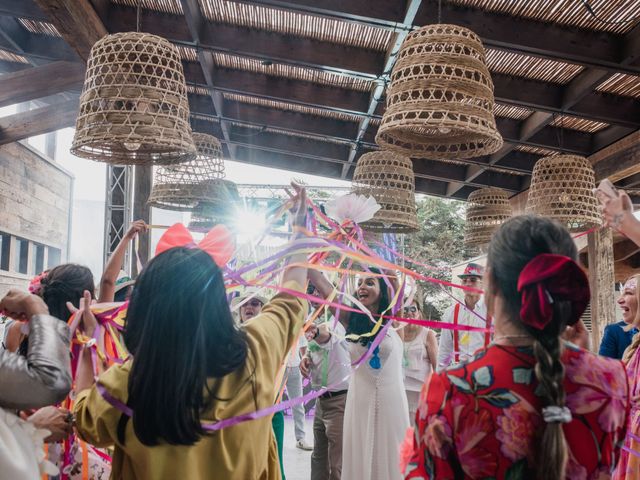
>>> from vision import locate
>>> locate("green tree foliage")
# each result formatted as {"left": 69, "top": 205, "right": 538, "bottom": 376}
{"left": 404, "top": 197, "right": 478, "bottom": 316}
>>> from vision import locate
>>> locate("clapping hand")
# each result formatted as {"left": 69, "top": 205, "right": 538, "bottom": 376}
{"left": 67, "top": 290, "right": 98, "bottom": 338}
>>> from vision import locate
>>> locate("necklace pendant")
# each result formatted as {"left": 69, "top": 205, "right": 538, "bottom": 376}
{"left": 369, "top": 346, "right": 381, "bottom": 369}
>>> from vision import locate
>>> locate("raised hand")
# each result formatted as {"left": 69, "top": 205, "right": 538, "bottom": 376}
{"left": 67, "top": 290, "right": 98, "bottom": 337}
{"left": 125, "top": 219, "right": 148, "bottom": 240}
{"left": 0, "top": 290, "right": 48, "bottom": 320}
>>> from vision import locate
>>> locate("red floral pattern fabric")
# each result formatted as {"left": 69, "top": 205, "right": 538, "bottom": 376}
{"left": 404, "top": 343, "right": 630, "bottom": 479}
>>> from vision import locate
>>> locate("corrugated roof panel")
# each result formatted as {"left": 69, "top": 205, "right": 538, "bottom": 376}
{"left": 212, "top": 52, "right": 374, "bottom": 92}
{"left": 549, "top": 115, "right": 609, "bottom": 133}
{"left": 596, "top": 73, "right": 640, "bottom": 98}
{"left": 187, "top": 85, "right": 211, "bottom": 96}
{"left": 223, "top": 92, "right": 363, "bottom": 123}
{"left": 111, "top": 0, "right": 183, "bottom": 15}
{"left": 18, "top": 19, "right": 61, "bottom": 37}
{"left": 486, "top": 48, "right": 583, "bottom": 84}
{"left": 0, "top": 49, "right": 29, "bottom": 64}
{"left": 493, "top": 103, "right": 533, "bottom": 120}
{"left": 448, "top": 0, "right": 640, "bottom": 34}
{"left": 199, "top": 0, "right": 393, "bottom": 50}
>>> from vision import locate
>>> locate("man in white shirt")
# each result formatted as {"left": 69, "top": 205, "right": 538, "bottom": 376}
{"left": 300, "top": 303, "right": 350, "bottom": 480}
{"left": 437, "top": 263, "right": 490, "bottom": 371}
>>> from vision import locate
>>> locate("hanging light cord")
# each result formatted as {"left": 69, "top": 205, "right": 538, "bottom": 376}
{"left": 438, "top": 0, "right": 442, "bottom": 24}
{"left": 136, "top": 0, "right": 142, "bottom": 32}
{"left": 578, "top": 0, "right": 640, "bottom": 26}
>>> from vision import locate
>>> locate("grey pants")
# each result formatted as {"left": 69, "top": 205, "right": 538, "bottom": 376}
{"left": 285, "top": 366, "right": 306, "bottom": 441}
{"left": 311, "top": 393, "right": 347, "bottom": 480}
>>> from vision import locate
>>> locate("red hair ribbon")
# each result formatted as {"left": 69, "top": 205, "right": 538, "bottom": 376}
{"left": 155, "top": 223, "right": 234, "bottom": 267}
{"left": 517, "top": 254, "right": 590, "bottom": 330}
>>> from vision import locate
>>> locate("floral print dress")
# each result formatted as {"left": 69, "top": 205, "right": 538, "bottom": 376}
{"left": 614, "top": 344, "right": 640, "bottom": 480}
{"left": 404, "top": 343, "right": 630, "bottom": 480}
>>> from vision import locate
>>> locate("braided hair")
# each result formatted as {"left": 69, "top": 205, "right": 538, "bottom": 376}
{"left": 487, "top": 215, "right": 577, "bottom": 480}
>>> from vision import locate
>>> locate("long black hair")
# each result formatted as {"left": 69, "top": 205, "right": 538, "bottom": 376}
{"left": 19, "top": 264, "right": 95, "bottom": 356}
{"left": 346, "top": 268, "right": 391, "bottom": 346}
{"left": 487, "top": 215, "right": 578, "bottom": 479}
{"left": 40, "top": 263, "right": 95, "bottom": 320}
{"left": 122, "top": 247, "right": 248, "bottom": 446}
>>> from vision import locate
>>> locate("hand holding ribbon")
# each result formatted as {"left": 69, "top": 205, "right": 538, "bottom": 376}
{"left": 517, "top": 254, "right": 590, "bottom": 330}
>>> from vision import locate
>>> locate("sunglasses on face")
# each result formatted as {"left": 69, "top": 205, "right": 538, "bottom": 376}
{"left": 404, "top": 306, "right": 418, "bottom": 314}
{"left": 241, "top": 300, "right": 263, "bottom": 308}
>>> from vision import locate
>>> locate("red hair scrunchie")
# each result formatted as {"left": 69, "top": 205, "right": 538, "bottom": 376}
{"left": 517, "top": 254, "right": 590, "bottom": 330}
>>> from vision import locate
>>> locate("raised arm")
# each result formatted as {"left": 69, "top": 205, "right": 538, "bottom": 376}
{"left": 98, "top": 220, "right": 147, "bottom": 302}
{"left": 0, "top": 291, "right": 72, "bottom": 409}
{"left": 307, "top": 269, "right": 349, "bottom": 328}
{"left": 281, "top": 184, "right": 308, "bottom": 289}
{"left": 597, "top": 187, "right": 640, "bottom": 245}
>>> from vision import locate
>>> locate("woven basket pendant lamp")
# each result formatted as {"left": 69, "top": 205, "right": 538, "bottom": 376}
{"left": 376, "top": 24, "right": 503, "bottom": 160}
{"left": 464, "top": 187, "right": 513, "bottom": 247}
{"left": 71, "top": 32, "right": 196, "bottom": 165}
{"left": 149, "top": 133, "right": 225, "bottom": 211}
{"left": 525, "top": 155, "right": 601, "bottom": 232}
{"left": 351, "top": 151, "right": 419, "bottom": 233}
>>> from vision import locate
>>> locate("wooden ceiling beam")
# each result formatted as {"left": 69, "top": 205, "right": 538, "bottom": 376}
{"left": 0, "top": 98, "right": 78, "bottom": 146}
{"left": 233, "top": 0, "right": 407, "bottom": 28}
{"left": 33, "top": 0, "right": 107, "bottom": 61}
{"left": 182, "top": 61, "right": 371, "bottom": 114}
{"left": 492, "top": 74, "right": 640, "bottom": 129}
{"left": 0, "top": 16, "right": 77, "bottom": 64}
{"left": 229, "top": 126, "right": 352, "bottom": 159}
{"left": 180, "top": 0, "right": 234, "bottom": 158}
{"left": 0, "top": 61, "right": 84, "bottom": 109}
{"left": 0, "top": 0, "right": 48, "bottom": 22}
{"left": 107, "top": 5, "right": 385, "bottom": 77}
{"left": 416, "top": 0, "right": 640, "bottom": 76}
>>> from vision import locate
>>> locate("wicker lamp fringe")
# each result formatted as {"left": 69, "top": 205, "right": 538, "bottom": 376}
{"left": 149, "top": 133, "right": 225, "bottom": 211}
{"left": 464, "top": 187, "right": 513, "bottom": 247}
{"left": 71, "top": 32, "right": 196, "bottom": 165}
{"left": 351, "top": 151, "right": 419, "bottom": 233}
{"left": 525, "top": 155, "right": 601, "bottom": 232}
{"left": 376, "top": 24, "right": 503, "bottom": 160}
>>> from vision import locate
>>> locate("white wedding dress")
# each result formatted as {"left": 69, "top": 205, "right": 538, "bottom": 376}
{"left": 342, "top": 328, "right": 410, "bottom": 480}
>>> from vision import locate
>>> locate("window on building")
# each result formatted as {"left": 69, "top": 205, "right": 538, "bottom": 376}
{"left": 48, "top": 247, "right": 61, "bottom": 269}
{"left": 32, "top": 244, "right": 45, "bottom": 274}
{"left": 0, "top": 233, "right": 9, "bottom": 271}
{"left": 14, "top": 238, "right": 29, "bottom": 274}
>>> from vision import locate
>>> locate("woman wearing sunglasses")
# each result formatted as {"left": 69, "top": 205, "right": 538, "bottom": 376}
{"left": 400, "top": 296, "right": 438, "bottom": 421}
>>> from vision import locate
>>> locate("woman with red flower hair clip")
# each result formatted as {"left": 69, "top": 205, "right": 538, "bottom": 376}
{"left": 402, "top": 215, "right": 629, "bottom": 480}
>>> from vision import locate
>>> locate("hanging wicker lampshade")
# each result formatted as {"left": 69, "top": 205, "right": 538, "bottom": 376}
{"left": 525, "top": 155, "right": 601, "bottom": 232}
{"left": 376, "top": 24, "right": 503, "bottom": 160}
{"left": 464, "top": 187, "right": 513, "bottom": 247}
{"left": 351, "top": 151, "right": 419, "bottom": 233}
{"left": 149, "top": 133, "right": 225, "bottom": 211}
{"left": 71, "top": 32, "right": 196, "bottom": 165}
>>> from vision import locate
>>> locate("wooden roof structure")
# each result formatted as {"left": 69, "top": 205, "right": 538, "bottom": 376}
{"left": 0, "top": 0, "right": 638, "bottom": 200}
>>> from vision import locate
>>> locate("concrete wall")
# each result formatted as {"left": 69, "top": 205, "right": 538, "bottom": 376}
{"left": 0, "top": 142, "right": 73, "bottom": 295}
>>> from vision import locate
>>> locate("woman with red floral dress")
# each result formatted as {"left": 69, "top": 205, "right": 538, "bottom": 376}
{"left": 403, "top": 215, "right": 630, "bottom": 480}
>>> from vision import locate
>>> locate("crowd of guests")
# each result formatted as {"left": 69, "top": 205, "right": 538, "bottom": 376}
{"left": 1, "top": 182, "right": 640, "bottom": 479}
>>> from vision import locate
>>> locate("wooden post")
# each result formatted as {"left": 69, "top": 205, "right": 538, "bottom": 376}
{"left": 131, "top": 165, "right": 152, "bottom": 276}
{"left": 587, "top": 228, "right": 616, "bottom": 351}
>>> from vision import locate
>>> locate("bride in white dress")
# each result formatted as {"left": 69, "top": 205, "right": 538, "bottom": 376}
{"left": 308, "top": 269, "right": 409, "bottom": 480}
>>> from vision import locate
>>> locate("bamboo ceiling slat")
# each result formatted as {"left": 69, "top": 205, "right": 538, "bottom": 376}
{"left": 550, "top": 114, "right": 609, "bottom": 133}
{"left": 191, "top": 113, "right": 220, "bottom": 123}
{"left": 514, "top": 144, "right": 561, "bottom": 156}
{"left": 199, "top": 0, "right": 393, "bottom": 51}
{"left": 211, "top": 52, "right": 374, "bottom": 92}
{"left": 175, "top": 45, "right": 198, "bottom": 62}
{"left": 493, "top": 103, "right": 533, "bottom": 120}
{"left": 596, "top": 73, "right": 640, "bottom": 98}
{"left": 448, "top": 0, "right": 640, "bottom": 35}
{"left": 223, "top": 92, "right": 364, "bottom": 123}
{"left": 0, "top": 49, "right": 28, "bottom": 64}
{"left": 187, "top": 85, "right": 211, "bottom": 96}
{"left": 486, "top": 48, "right": 584, "bottom": 84}
{"left": 111, "top": 0, "right": 183, "bottom": 15}
{"left": 18, "top": 19, "right": 61, "bottom": 37}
